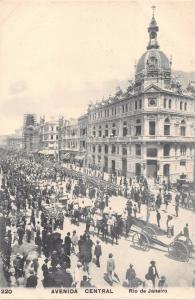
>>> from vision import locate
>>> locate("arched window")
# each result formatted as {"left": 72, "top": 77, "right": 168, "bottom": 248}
{"left": 104, "top": 124, "right": 109, "bottom": 137}
{"left": 164, "top": 118, "right": 170, "bottom": 136}
{"left": 180, "top": 120, "right": 186, "bottom": 136}
{"left": 163, "top": 144, "right": 170, "bottom": 156}
{"left": 164, "top": 98, "right": 167, "bottom": 108}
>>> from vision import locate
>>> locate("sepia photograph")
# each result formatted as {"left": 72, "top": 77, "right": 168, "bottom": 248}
{"left": 0, "top": 0, "right": 195, "bottom": 299}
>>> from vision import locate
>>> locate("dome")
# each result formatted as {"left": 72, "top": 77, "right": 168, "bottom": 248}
{"left": 136, "top": 49, "right": 171, "bottom": 74}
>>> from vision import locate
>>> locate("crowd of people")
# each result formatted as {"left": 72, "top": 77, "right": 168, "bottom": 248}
{"left": 0, "top": 153, "right": 193, "bottom": 289}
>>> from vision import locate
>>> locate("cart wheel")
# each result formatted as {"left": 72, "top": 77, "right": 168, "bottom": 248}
{"left": 132, "top": 232, "right": 150, "bottom": 251}
{"left": 168, "top": 241, "right": 189, "bottom": 262}
{"left": 142, "top": 226, "right": 157, "bottom": 239}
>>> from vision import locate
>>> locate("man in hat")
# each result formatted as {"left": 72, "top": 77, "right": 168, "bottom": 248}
{"left": 146, "top": 261, "right": 159, "bottom": 288}
{"left": 94, "top": 240, "right": 102, "bottom": 267}
{"left": 13, "top": 254, "right": 24, "bottom": 279}
{"left": 126, "top": 264, "right": 136, "bottom": 287}
{"left": 64, "top": 232, "right": 72, "bottom": 256}
{"left": 41, "top": 259, "right": 49, "bottom": 287}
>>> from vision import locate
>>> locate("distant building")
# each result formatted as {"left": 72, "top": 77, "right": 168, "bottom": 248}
{"left": 58, "top": 118, "right": 79, "bottom": 162}
{"left": 6, "top": 129, "right": 23, "bottom": 151}
{"left": 23, "top": 114, "right": 37, "bottom": 152}
{"left": 38, "top": 117, "right": 59, "bottom": 157}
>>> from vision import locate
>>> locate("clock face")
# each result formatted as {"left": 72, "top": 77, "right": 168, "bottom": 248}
{"left": 148, "top": 98, "right": 157, "bottom": 106}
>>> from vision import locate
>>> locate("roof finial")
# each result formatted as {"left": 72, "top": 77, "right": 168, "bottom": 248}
{"left": 152, "top": 5, "right": 156, "bottom": 18}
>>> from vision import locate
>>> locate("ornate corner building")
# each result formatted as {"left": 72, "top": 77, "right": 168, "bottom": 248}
{"left": 86, "top": 12, "right": 195, "bottom": 183}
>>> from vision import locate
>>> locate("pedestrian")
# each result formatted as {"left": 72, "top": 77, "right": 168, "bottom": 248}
{"left": 41, "top": 259, "right": 49, "bottom": 287}
{"left": 71, "top": 230, "right": 78, "bottom": 254}
{"left": 126, "top": 264, "right": 136, "bottom": 287}
{"left": 94, "top": 240, "right": 102, "bottom": 267}
{"left": 26, "top": 223, "right": 32, "bottom": 243}
{"left": 183, "top": 224, "right": 189, "bottom": 242}
{"left": 73, "top": 262, "right": 82, "bottom": 287}
{"left": 26, "top": 270, "right": 37, "bottom": 288}
{"left": 156, "top": 210, "right": 161, "bottom": 227}
{"left": 145, "top": 260, "right": 159, "bottom": 288}
{"left": 106, "top": 253, "right": 117, "bottom": 286}
{"left": 64, "top": 232, "right": 71, "bottom": 256}
{"left": 35, "top": 232, "right": 42, "bottom": 257}
{"left": 158, "top": 275, "right": 168, "bottom": 287}
{"left": 133, "top": 204, "right": 137, "bottom": 218}
{"left": 175, "top": 203, "right": 179, "bottom": 217}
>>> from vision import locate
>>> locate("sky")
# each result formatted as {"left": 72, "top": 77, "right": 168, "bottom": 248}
{"left": 0, "top": 0, "right": 195, "bottom": 134}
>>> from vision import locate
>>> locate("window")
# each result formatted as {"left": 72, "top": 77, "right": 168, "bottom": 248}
{"left": 122, "top": 105, "right": 124, "bottom": 113}
{"left": 180, "top": 160, "right": 186, "bottom": 166}
{"left": 149, "top": 121, "right": 155, "bottom": 135}
{"left": 180, "top": 101, "right": 183, "bottom": 110}
{"left": 105, "top": 145, "right": 108, "bottom": 154}
{"left": 111, "top": 145, "right": 116, "bottom": 154}
{"left": 135, "top": 144, "right": 141, "bottom": 156}
{"left": 135, "top": 119, "right": 141, "bottom": 136}
{"left": 169, "top": 99, "right": 172, "bottom": 109}
{"left": 98, "top": 126, "right": 102, "bottom": 137}
{"left": 135, "top": 100, "right": 137, "bottom": 110}
{"left": 123, "top": 121, "right": 128, "bottom": 137}
{"left": 122, "top": 147, "right": 127, "bottom": 155}
{"left": 51, "top": 135, "right": 53, "bottom": 140}
{"left": 163, "top": 144, "right": 170, "bottom": 156}
{"left": 139, "top": 99, "right": 142, "bottom": 109}
{"left": 180, "top": 120, "right": 186, "bottom": 136}
{"left": 180, "top": 145, "right": 186, "bottom": 155}
{"left": 147, "top": 148, "right": 157, "bottom": 157}
{"left": 51, "top": 126, "right": 54, "bottom": 131}
{"left": 98, "top": 145, "right": 101, "bottom": 153}
{"left": 93, "top": 145, "right": 95, "bottom": 153}
{"left": 163, "top": 164, "right": 170, "bottom": 176}
{"left": 112, "top": 123, "right": 116, "bottom": 136}
{"left": 164, "top": 118, "right": 170, "bottom": 136}
{"left": 98, "top": 156, "right": 101, "bottom": 163}
{"left": 126, "top": 103, "right": 128, "bottom": 112}
{"left": 184, "top": 103, "right": 187, "bottom": 110}
{"left": 164, "top": 98, "right": 167, "bottom": 108}
{"left": 105, "top": 124, "right": 109, "bottom": 137}
{"left": 93, "top": 126, "right": 96, "bottom": 137}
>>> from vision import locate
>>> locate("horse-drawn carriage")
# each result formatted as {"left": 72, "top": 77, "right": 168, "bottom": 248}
{"left": 130, "top": 222, "right": 194, "bottom": 262}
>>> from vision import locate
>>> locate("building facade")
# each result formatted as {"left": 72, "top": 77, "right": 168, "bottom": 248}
{"left": 38, "top": 117, "right": 59, "bottom": 156}
{"left": 6, "top": 129, "right": 23, "bottom": 151}
{"left": 58, "top": 118, "right": 79, "bottom": 161}
{"left": 86, "top": 12, "right": 195, "bottom": 183}
{"left": 23, "top": 114, "right": 37, "bottom": 153}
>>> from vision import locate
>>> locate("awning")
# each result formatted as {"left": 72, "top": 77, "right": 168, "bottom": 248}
{"left": 38, "top": 149, "right": 55, "bottom": 155}
{"left": 63, "top": 153, "right": 70, "bottom": 159}
{"left": 74, "top": 155, "right": 85, "bottom": 161}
